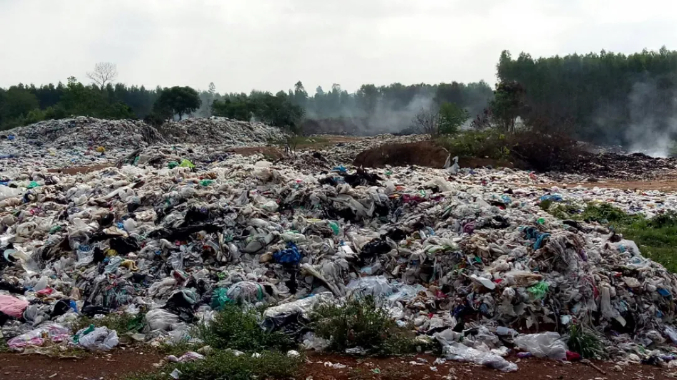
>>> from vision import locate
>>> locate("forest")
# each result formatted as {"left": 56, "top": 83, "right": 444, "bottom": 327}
{"left": 0, "top": 47, "right": 675, "bottom": 150}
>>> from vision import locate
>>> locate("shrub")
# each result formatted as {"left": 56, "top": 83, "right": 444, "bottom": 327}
{"left": 125, "top": 350, "right": 302, "bottom": 380}
{"left": 311, "top": 296, "right": 419, "bottom": 355}
{"left": 197, "top": 305, "right": 294, "bottom": 352}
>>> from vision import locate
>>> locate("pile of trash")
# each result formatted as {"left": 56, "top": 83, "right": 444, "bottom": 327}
{"left": 0, "top": 121, "right": 675, "bottom": 371}
{"left": 159, "top": 117, "right": 285, "bottom": 145}
{"left": 0, "top": 117, "right": 287, "bottom": 169}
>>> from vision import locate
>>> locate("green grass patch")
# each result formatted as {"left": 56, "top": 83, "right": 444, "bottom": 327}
{"left": 71, "top": 312, "right": 145, "bottom": 335}
{"left": 311, "top": 296, "right": 423, "bottom": 356}
{"left": 124, "top": 350, "right": 302, "bottom": 380}
{"left": 547, "top": 203, "right": 677, "bottom": 272}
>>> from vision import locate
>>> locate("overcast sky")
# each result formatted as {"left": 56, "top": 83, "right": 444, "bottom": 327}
{"left": 0, "top": 0, "right": 675, "bottom": 93}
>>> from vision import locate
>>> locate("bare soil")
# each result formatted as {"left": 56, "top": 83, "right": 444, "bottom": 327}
{"left": 304, "top": 353, "right": 674, "bottom": 380}
{"left": 0, "top": 349, "right": 163, "bottom": 380}
{"left": 529, "top": 175, "right": 677, "bottom": 192}
{"left": 0, "top": 350, "right": 672, "bottom": 380}
{"left": 226, "top": 146, "right": 285, "bottom": 160}
{"left": 47, "top": 164, "right": 113, "bottom": 175}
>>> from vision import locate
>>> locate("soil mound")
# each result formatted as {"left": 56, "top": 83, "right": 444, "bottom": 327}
{"left": 353, "top": 141, "right": 449, "bottom": 168}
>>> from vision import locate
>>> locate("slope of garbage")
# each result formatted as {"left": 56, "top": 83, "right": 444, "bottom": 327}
{"left": 0, "top": 119, "right": 676, "bottom": 372}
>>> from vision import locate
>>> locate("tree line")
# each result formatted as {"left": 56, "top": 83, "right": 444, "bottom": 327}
{"left": 492, "top": 47, "right": 677, "bottom": 147}
{"left": 1, "top": 47, "right": 676, "bottom": 150}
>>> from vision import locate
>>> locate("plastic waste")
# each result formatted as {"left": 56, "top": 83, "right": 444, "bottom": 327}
{"left": 443, "top": 342, "right": 517, "bottom": 372}
{"left": 514, "top": 332, "right": 568, "bottom": 360}
{"left": 76, "top": 326, "right": 119, "bottom": 351}
{"left": 0, "top": 295, "right": 29, "bottom": 318}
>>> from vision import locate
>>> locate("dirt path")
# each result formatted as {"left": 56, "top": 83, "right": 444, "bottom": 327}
{"left": 524, "top": 176, "right": 677, "bottom": 192}
{"left": 0, "top": 350, "right": 672, "bottom": 380}
{"left": 304, "top": 353, "right": 674, "bottom": 380}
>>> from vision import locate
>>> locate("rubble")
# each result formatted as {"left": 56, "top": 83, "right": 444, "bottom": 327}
{"left": 0, "top": 118, "right": 675, "bottom": 371}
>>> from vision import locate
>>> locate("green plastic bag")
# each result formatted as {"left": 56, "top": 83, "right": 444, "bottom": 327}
{"left": 328, "top": 221, "right": 340, "bottom": 235}
{"left": 211, "top": 288, "right": 232, "bottom": 310}
{"left": 168, "top": 161, "right": 179, "bottom": 169}
{"left": 528, "top": 281, "right": 549, "bottom": 299}
{"left": 179, "top": 159, "right": 195, "bottom": 168}
{"left": 200, "top": 179, "right": 213, "bottom": 187}
{"left": 27, "top": 181, "right": 40, "bottom": 189}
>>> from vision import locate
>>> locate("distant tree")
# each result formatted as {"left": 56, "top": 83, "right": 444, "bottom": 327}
{"left": 489, "top": 81, "right": 528, "bottom": 133}
{"left": 412, "top": 107, "right": 440, "bottom": 136}
{"left": 438, "top": 102, "right": 468, "bottom": 134}
{"left": 87, "top": 62, "right": 118, "bottom": 88}
{"left": 154, "top": 86, "right": 201, "bottom": 120}
{"left": 2, "top": 86, "right": 39, "bottom": 120}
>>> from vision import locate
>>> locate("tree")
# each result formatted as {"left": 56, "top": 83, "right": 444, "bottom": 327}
{"left": 87, "top": 62, "right": 118, "bottom": 88}
{"left": 438, "top": 102, "right": 468, "bottom": 134}
{"left": 154, "top": 86, "right": 201, "bottom": 120}
{"left": 489, "top": 81, "right": 528, "bottom": 133}
{"left": 2, "top": 86, "right": 39, "bottom": 120}
{"left": 412, "top": 107, "right": 440, "bottom": 136}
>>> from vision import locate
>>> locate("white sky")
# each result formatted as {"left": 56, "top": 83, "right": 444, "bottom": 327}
{"left": 0, "top": 0, "right": 675, "bottom": 93}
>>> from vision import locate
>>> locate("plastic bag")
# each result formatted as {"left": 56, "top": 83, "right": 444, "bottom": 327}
{"left": 347, "top": 276, "right": 393, "bottom": 300}
{"left": 145, "top": 308, "right": 181, "bottom": 332}
{"left": 166, "top": 351, "right": 205, "bottom": 363}
{"left": 0, "top": 186, "right": 22, "bottom": 200}
{"left": 76, "top": 326, "right": 119, "bottom": 351}
{"left": 514, "top": 332, "right": 567, "bottom": 360}
{"left": 443, "top": 342, "right": 517, "bottom": 372}
{"left": 0, "top": 295, "right": 29, "bottom": 318}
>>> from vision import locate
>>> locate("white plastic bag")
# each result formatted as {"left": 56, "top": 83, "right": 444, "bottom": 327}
{"left": 514, "top": 332, "right": 567, "bottom": 360}
{"left": 145, "top": 308, "right": 181, "bottom": 332}
{"left": 77, "top": 327, "right": 119, "bottom": 351}
{"left": 443, "top": 342, "right": 517, "bottom": 372}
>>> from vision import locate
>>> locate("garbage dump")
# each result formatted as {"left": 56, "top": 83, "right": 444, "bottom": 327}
{"left": 0, "top": 118, "right": 675, "bottom": 371}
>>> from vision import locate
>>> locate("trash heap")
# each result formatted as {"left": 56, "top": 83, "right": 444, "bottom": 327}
{"left": 0, "top": 121, "right": 675, "bottom": 371}
{"left": 0, "top": 116, "right": 287, "bottom": 169}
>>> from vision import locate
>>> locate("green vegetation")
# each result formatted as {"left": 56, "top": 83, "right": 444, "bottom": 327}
{"left": 125, "top": 305, "right": 300, "bottom": 380}
{"left": 496, "top": 48, "right": 676, "bottom": 147}
{"left": 71, "top": 312, "right": 145, "bottom": 335}
{"left": 196, "top": 304, "right": 294, "bottom": 352}
{"left": 311, "top": 296, "right": 421, "bottom": 356}
{"left": 212, "top": 91, "right": 304, "bottom": 129}
{"left": 547, "top": 203, "right": 677, "bottom": 272}
{"left": 435, "top": 130, "right": 510, "bottom": 160}
{"left": 567, "top": 324, "right": 605, "bottom": 359}
{"left": 438, "top": 102, "right": 469, "bottom": 135}
{"left": 125, "top": 350, "right": 302, "bottom": 380}
{"left": 153, "top": 86, "right": 201, "bottom": 121}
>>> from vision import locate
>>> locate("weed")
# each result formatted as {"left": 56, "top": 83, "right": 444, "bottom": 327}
{"left": 311, "top": 296, "right": 419, "bottom": 356}
{"left": 567, "top": 324, "right": 605, "bottom": 359}
{"left": 71, "top": 312, "right": 145, "bottom": 335}
{"left": 197, "top": 304, "right": 294, "bottom": 352}
{"left": 538, "top": 199, "right": 552, "bottom": 211}
{"left": 124, "top": 350, "right": 302, "bottom": 380}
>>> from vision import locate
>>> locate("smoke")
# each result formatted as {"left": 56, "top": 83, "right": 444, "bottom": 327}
{"left": 593, "top": 76, "right": 677, "bottom": 157}
{"left": 624, "top": 79, "right": 677, "bottom": 157}
{"left": 366, "top": 93, "right": 435, "bottom": 134}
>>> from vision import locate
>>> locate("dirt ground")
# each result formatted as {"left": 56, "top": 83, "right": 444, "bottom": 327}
{"left": 0, "top": 350, "right": 672, "bottom": 380}
{"left": 0, "top": 349, "right": 163, "bottom": 380}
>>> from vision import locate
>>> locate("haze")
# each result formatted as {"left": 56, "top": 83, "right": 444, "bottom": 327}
{"left": 0, "top": 0, "right": 675, "bottom": 92}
